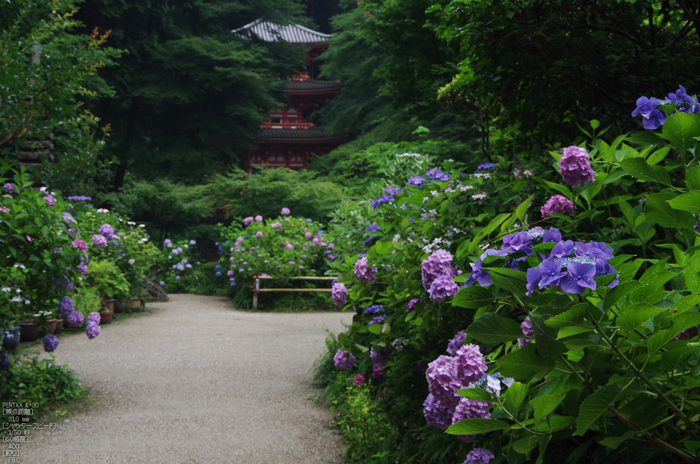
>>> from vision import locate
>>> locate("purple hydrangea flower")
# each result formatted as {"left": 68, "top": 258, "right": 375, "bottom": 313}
{"left": 3, "top": 183, "right": 17, "bottom": 194}
{"left": 373, "top": 363, "right": 387, "bottom": 380}
{"left": 256, "top": 231, "right": 263, "bottom": 238}
{"left": 99, "top": 224, "right": 115, "bottom": 241}
{"left": 370, "top": 345, "right": 391, "bottom": 366}
{"left": 384, "top": 187, "right": 402, "bottom": 195}
{"left": 62, "top": 213, "right": 77, "bottom": 224}
{"left": 91, "top": 234, "right": 108, "bottom": 248}
{"left": 559, "top": 261, "right": 597, "bottom": 294}
{"left": 632, "top": 96, "right": 667, "bottom": 129}
{"left": 365, "top": 224, "right": 382, "bottom": 232}
{"left": 464, "top": 249, "right": 508, "bottom": 288}
{"left": 426, "top": 355, "right": 462, "bottom": 409}
{"left": 353, "top": 374, "right": 366, "bottom": 387}
{"left": 477, "top": 163, "right": 497, "bottom": 171}
{"left": 355, "top": 257, "right": 377, "bottom": 283}
{"left": 43, "top": 195, "right": 56, "bottom": 208}
{"left": 67, "top": 310, "right": 84, "bottom": 327}
{"left": 447, "top": 331, "right": 467, "bottom": 356}
{"left": 406, "top": 298, "right": 420, "bottom": 312}
{"left": 364, "top": 305, "right": 384, "bottom": 315}
{"left": 58, "top": 297, "right": 75, "bottom": 318}
{"left": 423, "top": 394, "right": 454, "bottom": 430}
{"left": 541, "top": 195, "right": 574, "bottom": 217}
{"left": 87, "top": 312, "right": 101, "bottom": 326}
{"left": 372, "top": 194, "right": 394, "bottom": 210}
{"left": 428, "top": 275, "right": 460, "bottom": 302}
{"left": 454, "top": 344, "right": 488, "bottom": 386}
{"left": 463, "top": 448, "right": 495, "bottom": 464}
{"left": 425, "top": 169, "right": 451, "bottom": 181}
{"left": 86, "top": 323, "right": 101, "bottom": 339}
{"left": 408, "top": 176, "right": 428, "bottom": 188}
{"left": 333, "top": 350, "right": 356, "bottom": 371}
{"left": 164, "top": 239, "right": 172, "bottom": 248}
{"left": 281, "top": 207, "right": 291, "bottom": 215}
{"left": 43, "top": 334, "right": 59, "bottom": 353}
{"left": 422, "top": 249, "right": 456, "bottom": 291}
{"left": 519, "top": 316, "right": 533, "bottom": 347}
{"left": 368, "top": 315, "right": 386, "bottom": 326}
{"left": 452, "top": 397, "right": 492, "bottom": 442}
{"left": 331, "top": 282, "right": 348, "bottom": 306}
{"left": 558, "top": 146, "right": 597, "bottom": 186}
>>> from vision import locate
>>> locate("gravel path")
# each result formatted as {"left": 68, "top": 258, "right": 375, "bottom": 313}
{"left": 11, "top": 294, "right": 352, "bottom": 463}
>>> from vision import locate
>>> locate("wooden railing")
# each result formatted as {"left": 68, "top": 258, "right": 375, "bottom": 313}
{"left": 252, "top": 275, "right": 337, "bottom": 310}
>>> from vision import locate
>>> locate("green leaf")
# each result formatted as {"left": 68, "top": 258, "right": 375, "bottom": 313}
{"left": 661, "top": 346, "right": 700, "bottom": 372}
{"left": 629, "top": 271, "right": 677, "bottom": 304}
{"left": 530, "top": 314, "right": 568, "bottom": 358}
{"left": 645, "top": 193, "right": 696, "bottom": 229}
{"left": 646, "top": 146, "right": 670, "bottom": 165}
{"left": 496, "top": 344, "right": 555, "bottom": 381}
{"left": 619, "top": 158, "right": 672, "bottom": 186}
{"left": 667, "top": 191, "right": 700, "bottom": 214}
{"left": 368, "top": 324, "right": 382, "bottom": 335}
{"left": 446, "top": 418, "right": 511, "bottom": 435}
{"left": 458, "top": 388, "right": 495, "bottom": 402}
{"left": 468, "top": 213, "right": 511, "bottom": 253}
{"left": 486, "top": 268, "right": 527, "bottom": 297}
{"left": 574, "top": 385, "right": 622, "bottom": 436}
{"left": 504, "top": 382, "right": 528, "bottom": 412}
{"left": 543, "top": 180, "right": 573, "bottom": 198}
{"left": 599, "top": 431, "right": 638, "bottom": 450}
{"left": 617, "top": 303, "right": 667, "bottom": 334}
{"left": 626, "top": 131, "right": 665, "bottom": 146}
{"left": 662, "top": 111, "right": 700, "bottom": 154}
{"left": 468, "top": 313, "right": 524, "bottom": 344}
{"left": 604, "top": 281, "right": 642, "bottom": 310}
{"left": 374, "top": 239, "right": 394, "bottom": 255}
{"left": 545, "top": 303, "right": 591, "bottom": 328}
{"left": 686, "top": 166, "right": 700, "bottom": 190}
{"left": 513, "top": 435, "right": 541, "bottom": 455}
{"left": 535, "top": 415, "right": 576, "bottom": 432}
{"left": 557, "top": 326, "right": 595, "bottom": 339}
{"left": 451, "top": 286, "right": 494, "bottom": 309}
{"left": 531, "top": 394, "right": 564, "bottom": 422}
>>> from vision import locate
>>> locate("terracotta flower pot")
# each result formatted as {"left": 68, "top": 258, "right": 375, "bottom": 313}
{"left": 38, "top": 319, "right": 59, "bottom": 337}
{"left": 99, "top": 311, "right": 114, "bottom": 325}
{"left": 101, "top": 298, "right": 116, "bottom": 312}
{"left": 19, "top": 323, "right": 40, "bottom": 342}
{"left": 114, "top": 300, "right": 127, "bottom": 313}
{"left": 129, "top": 298, "right": 142, "bottom": 311}
{"left": 53, "top": 319, "right": 63, "bottom": 335}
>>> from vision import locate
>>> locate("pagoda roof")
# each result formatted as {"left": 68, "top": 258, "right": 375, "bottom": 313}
{"left": 285, "top": 79, "right": 342, "bottom": 93}
{"left": 257, "top": 127, "right": 346, "bottom": 142}
{"left": 232, "top": 19, "right": 332, "bottom": 45}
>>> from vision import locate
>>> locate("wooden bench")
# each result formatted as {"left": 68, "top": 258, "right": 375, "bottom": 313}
{"left": 252, "top": 275, "right": 337, "bottom": 310}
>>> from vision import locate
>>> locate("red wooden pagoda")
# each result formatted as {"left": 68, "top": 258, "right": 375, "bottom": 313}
{"left": 232, "top": 19, "right": 347, "bottom": 171}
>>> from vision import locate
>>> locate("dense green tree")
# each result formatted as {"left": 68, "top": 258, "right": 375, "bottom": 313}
{"left": 74, "top": 0, "right": 309, "bottom": 185}
{"left": 433, "top": 0, "right": 700, "bottom": 155}
{"left": 0, "top": 0, "right": 119, "bottom": 185}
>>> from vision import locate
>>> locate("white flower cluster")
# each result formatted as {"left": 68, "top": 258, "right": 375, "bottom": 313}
{"left": 422, "top": 237, "right": 452, "bottom": 254}
{"left": 470, "top": 172, "right": 491, "bottom": 179}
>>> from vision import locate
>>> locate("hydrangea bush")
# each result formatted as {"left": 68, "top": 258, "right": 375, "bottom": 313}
{"left": 318, "top": 91, "right": 700, "bottom": 464}
{"left": 216, "top": 210, "right": 336, "bottom": 307}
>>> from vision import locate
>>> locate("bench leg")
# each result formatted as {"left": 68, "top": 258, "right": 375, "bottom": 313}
{"left": 252, "top": 277, "right": 259, "bottom": 310}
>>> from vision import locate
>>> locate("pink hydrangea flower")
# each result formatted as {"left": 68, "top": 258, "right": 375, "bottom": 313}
{"left": 0, "top": 206, "right": 9, "bottom": 213}
{"left": 305, "top": 232, "right": 312, "bottom": 238}
{"left": 256, "top": 232, "right": 263, "bottom": 238}
{"left": 243, "top": 217, "right": 254, "bottom": 226}
{"left": 255, "top": 215, "right": 263, "bottom": 222}
{"left": 558, "top": 146, "right": 597, "bottom": 186}
{"left": 281, "top": 207, "right": 290, "bottom": 215}
{"left": 353, "top": 374, "right": 366, "bottom": 387}
{"left": 72, "top": 239, "right": 88, "bottom": 252}
{"left": 541, "top": 195, "right": 575, "bottom": 217}
{"left": 43, "top": 195, "right": 57, "bottom": 208}
{"left": 91, "top": 234, "right": 108, "bottom": 248}
{"left": 355, "top": 257, "right": 377, "bottom": 283}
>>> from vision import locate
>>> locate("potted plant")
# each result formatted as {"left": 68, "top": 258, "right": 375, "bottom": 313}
{"left": 86, "top": 260, "right": 130, "bottom": 324}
